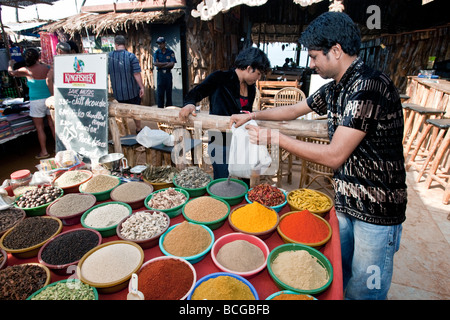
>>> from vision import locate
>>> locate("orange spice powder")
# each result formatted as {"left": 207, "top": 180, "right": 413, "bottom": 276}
{"left": 279, "top": 210, "right": 329, "bottom": 243}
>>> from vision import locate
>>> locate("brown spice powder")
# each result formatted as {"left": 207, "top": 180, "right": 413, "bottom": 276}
{"left": 163, "top": 221, "right": 211, "bottom": 257}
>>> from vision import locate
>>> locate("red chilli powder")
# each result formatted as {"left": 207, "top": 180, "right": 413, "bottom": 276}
{"left": 138, "top": 259, "right": 194, "bottom": 300}
{"left": 279, "top": 210, "right": 329, "bottom": 243}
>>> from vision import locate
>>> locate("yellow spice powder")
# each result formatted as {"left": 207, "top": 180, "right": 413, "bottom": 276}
{"left": 230, "top": 202, "right": 277, "bottom": 233}
{"left": 191, "top": 276, "right": 255, "bottom": 300}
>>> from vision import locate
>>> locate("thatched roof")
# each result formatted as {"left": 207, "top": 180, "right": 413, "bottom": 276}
{"left": 41, "top": 9, "right": 185, "bottom": 36}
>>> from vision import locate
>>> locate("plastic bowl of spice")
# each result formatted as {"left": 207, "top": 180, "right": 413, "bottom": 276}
{"left": 173, "top": 166, "right": 211, "bottom": 198}
{"left": 211, "top": 233, "right": 269, "bottom": 278}
{"left": 277, "top": 210, "right": 332, "bottom": 249}
{"left": 46, "top": 193, "right": 97, "bottom": 225}
{"left": 142, "top": 165, "right": 178, "bottom": 190}
{"left": 0, "top": 207, "right": 26, "bottom": 237}
{"left": 245, "top": 184, "right": 287, "bottom": 213}
{"left": 77, "top": 240, "right": 144, "bottom": 294}
{"left": 38, "top": 228, "right": 102, "bottom": 275}
{"left": 145, "top": 187, "right": 190, "bottom": 218}
{"left": 79, "top": 174, "right": 121, "bottom": 201}
{"left": 53, "top": 169, "right": 93, "bottom": 193}
{"left": 267, "top": 243, "right": 333, "bottom": 295}
{"left": 14, "top": 186, "right": 64, "bottom": 217}
{"left": 287, "top": 188, "right": 334, "bottom": 217}
{"left": 0, "top": 216, "right": 63, "bottom": 259}
{"left": 206, "top": 178, "right": 248, "bottom": 206}
{"left": 81, "top": 202, "right": 132, "bottom": 237}
{"left": 228, "top": 202, "right": 279, "bottom": 240}
{"left": 0, "top": 263, "right": 51, "bottom": 300}
{"left": 188, "top": 272, "right": 258, "bottom": 300}
{"left": 182, "top": 196, "right": 230, "bottom": 230}
{"left": 110, "top": 181, "right": 154, "bottom": 210}
{"left": 133, "top": 256, "right": 197, "bottom": 300}
{"left": 265, "top": 290, "right": 317, "bottom": 300}
{"left": 27, "top": 279, "right": 98, "bottom": 300}
{"left": 159, "top": 221, "right": 214, "bottom": 264}
{"left": 116, "top": 210, "right": 170, "bottom": 249}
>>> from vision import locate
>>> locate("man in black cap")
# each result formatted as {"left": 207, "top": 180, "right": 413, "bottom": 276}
{"left": 153, "top": 36, "right": 177, "bottom": 108}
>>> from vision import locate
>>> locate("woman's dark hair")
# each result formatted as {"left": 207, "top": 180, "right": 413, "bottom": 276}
{"left": 22, "top": 47, "right": 40, "bottom": 67}
{"left": 299, "top": 12, "right": 361, "bottom": 56}
{"left": 234, "top": 47, "right": 270, "bottom": 73}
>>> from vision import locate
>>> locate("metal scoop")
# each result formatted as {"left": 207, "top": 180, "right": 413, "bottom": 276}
{"left": 127, "top": 273, "right": 144, "bottom": 300}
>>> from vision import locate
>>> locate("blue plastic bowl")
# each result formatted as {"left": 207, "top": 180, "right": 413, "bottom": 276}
{"left": 245, "top": 189, "right": 287, "bottom": 213}
{"left": 187, "top": 272, "right": 259, "bottom": 300}
{"left": 265, "top": 290, "right": 317, "bottom": 300}
{"left": 159, "top": 222, "right": 214, "bottom": 264}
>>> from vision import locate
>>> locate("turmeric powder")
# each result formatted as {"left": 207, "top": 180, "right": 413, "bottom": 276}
{"left": 230, "top": 202, "right": 278, "bottom": 233}
{"left": 191, "top": 275, "right": 255, "bottom": 300}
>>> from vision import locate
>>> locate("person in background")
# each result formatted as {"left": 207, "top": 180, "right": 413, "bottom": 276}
{"left": 179, "top": 47, "right": 270, "bottom": 182}
{"left": 46, "top": 41, "right": 72, "bottom": 96}
{"left": 8, "top": 48, "right": 55, "bottom": 159}
{"left": 230, "top": 12, "right": 407, "bottom": 300}
{"left": 153, "top": 37, "right": 176, "bottom": 108}
{"left": 282, "top": 58, "right": 290, "bottom": 68}
{"left": 108, "top": 35, "right": 145, "bottom": 133}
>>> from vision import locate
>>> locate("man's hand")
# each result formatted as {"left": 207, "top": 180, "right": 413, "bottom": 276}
{"left": 229, "top": 113, "right": 252, "bottom": 128}
{"left": 179, "top": 104, "right": 196, "bottom": 122}
{"left": 245, "top": 124, "right": 279, "bottom": 145}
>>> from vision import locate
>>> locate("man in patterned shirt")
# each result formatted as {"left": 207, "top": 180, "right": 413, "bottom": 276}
{"left": 230, "top": 12, "right": 407, "bottom": 300}
{"left": 108, "top": 35, "right": 145, "bottom": 133}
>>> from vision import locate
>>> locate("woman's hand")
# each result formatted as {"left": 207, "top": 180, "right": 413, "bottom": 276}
{"left": 179, "top": 104, "right": 196, "bottom": 122}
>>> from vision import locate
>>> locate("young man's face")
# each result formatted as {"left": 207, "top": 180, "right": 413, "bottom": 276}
{"left": 308, "top": 49, "right": 337, "bottom": 80}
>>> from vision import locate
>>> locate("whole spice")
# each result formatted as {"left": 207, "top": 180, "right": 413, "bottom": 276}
{"left": 54, "top": 170, "right": 91, "bottom": 188}
{"left": 288, "top": 189, "right": 332, "bottom": 212}
{"left": 0, "top": 207, "right": 24, "bottom": 234}
{"left": 191, "top": 275, "right": 255, "bottom": 300}
{"left": 174, "top": 166, "right": 211, "bottom": 189}
{"left": 83, "top": 203, "right": 130, "bottom": 228}
{"left": 15, "top": 186, "right": 62, "bottom": 208}
{"left": 230, "top": 202, "right": 278, "bottom": 233}
{"left": 81, "top": 174, "right": 119, "bottom": 193}
{"left": 30, "top": 280, "right": 96, "bottom": 300}
{"left": 48, "top": 193, "right": 96, "bottom": 217}
{"left": 248, "top": 183, "right": 285, "bottom": 207}
{"left": 279, "top": 210, "right": 329, "bottom": 243}
{"left": 183, "top": 196, "right": 228, "bottom": 222}
{"left": 147, "top": 188, "right": 186, "bottom": 210}
{"left": 2, "top": 217, "right": 60, "bottom": 250}
{"left": 209, "top": 180, "right": 247, "bottom": 197}
{"left": 40, "top": 229, "right": 100, "bottom": 266}
{"left": 271, "top": 250, "right": 329, "bottom": 291}
{"left": 162, "top": 221, "right": 211, "bottom": 257}
{"left": 216, "top": 240, "right": 265, "bottom": 272}
{"left": 119, "top": 211, "right": 169, "bottom": 240}
{"left": 138, "top": 258, "right": 194, "bottom": 300}
{"left": 142, "top": 165, "right": 178, "bottom": 183}
{"left": 0, "top": 264, "right": 48, "bottom": 300}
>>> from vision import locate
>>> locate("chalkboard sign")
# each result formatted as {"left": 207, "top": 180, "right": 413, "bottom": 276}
{"left": 54, "top": 53, "right": 108, "bottom": 162}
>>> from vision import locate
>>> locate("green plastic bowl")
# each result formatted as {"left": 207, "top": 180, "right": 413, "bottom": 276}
{"left": 182, "top": 196, "right": 230, "bottom": 230}
{"left": 79, "top": 175, "right": 121, "bottom": 201}
{"left": 27, "top": 279, "right": 99, "bottom": 300}
{"left": 81, "top": 202, "right": 132, "bottom": 237}
{"left": 144, "top": 188, "right": 190, "bottom": 218}
{"left": 206, "top": 178, "right": 248, "bottom": 206}
{"left": 173, "top": 176, "right": 209, "bottom": 198}
{"left": 14, "top": 187, "right": 64, "bottom": 217}
{"left": 267, "top": 243, "right": 333, "bottom": 296}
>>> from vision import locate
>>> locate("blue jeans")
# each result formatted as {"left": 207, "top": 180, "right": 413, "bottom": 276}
{"left": 337, "top": 211, "right": 402, "bottom": 300}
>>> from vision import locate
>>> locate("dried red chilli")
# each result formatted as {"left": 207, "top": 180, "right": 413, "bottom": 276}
{"left": 248, "top": 183, "right": 284, "bottom": 207}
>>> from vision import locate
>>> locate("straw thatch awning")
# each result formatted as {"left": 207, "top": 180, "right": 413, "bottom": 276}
{"left": 42, "top": 9, "right": 185, "bottom": 36}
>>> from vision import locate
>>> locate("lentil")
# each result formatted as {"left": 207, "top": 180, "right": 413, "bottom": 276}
{"left": 2, "top": 217, "right": 60, "bottom": 250}
{"left": 230, "top": 202, "right": 278, "bottom": 233}
{"left": 48, "top": 193, "right": 96, "bottom": 217}
{"left": 120, "top": 211, "right": 169, "bottom": 240}
{"left": 54, "top": 170, "right": 91, "bottom": 188}
{"left": 174, "top": 166, "right": 211, "bottom": 189}
{"left": 0, "top": 207, "right": 24, "bottom": 234}
{"left": 40, "top": 229, "right": 100, "bottom": 266}
{"left": 248, "top": 183, "right": 285, "bottom": 207}
{"left": 81, "top": 174, "right": 119, "bottom": 193}
{"left": 209, "top": 180, "right": 247, "bottom": 197}
{"left": 30, "top": 280, "right": 96, "bottom": 300}
{"left": 84, "top": 203, "right": 130, "bottom": 228}
{"left": 163, "top": 221, "right": 211, "bottom": 257}
{"left": 110, "top": 181, "right": 153, "bottom": 202}
{"left": 191, "top": 275, "right": 255, "bottom": 300}
{"left": 216, "top": 240, "right": 265, "bottom": 272}
{"left": 80, "top": 243, "right": 142, "bottom": 284}
{"left": 138, "top": 258, "right": 194, "bottom": 300}
{"left": 147, "top": 188, "right": 186, "bottom": 210}
{"left": 183, "top": 196, "right": 228, "bottom": 222}
{"left": 0, "top": 264, "right": 48, "bottom": 300}
{"left": 15, "top": 186, "right": 62, "bottom": 208}
{"left": 271, "top": 250, "right": 329, "bottom": 291}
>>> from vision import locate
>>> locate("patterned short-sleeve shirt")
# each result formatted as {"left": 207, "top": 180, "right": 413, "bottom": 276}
{"left": 307, "top": 57, "right": 407, "bottom": 225}
{"left": 108, "top": 49, "right": 142, "bottom": 101}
